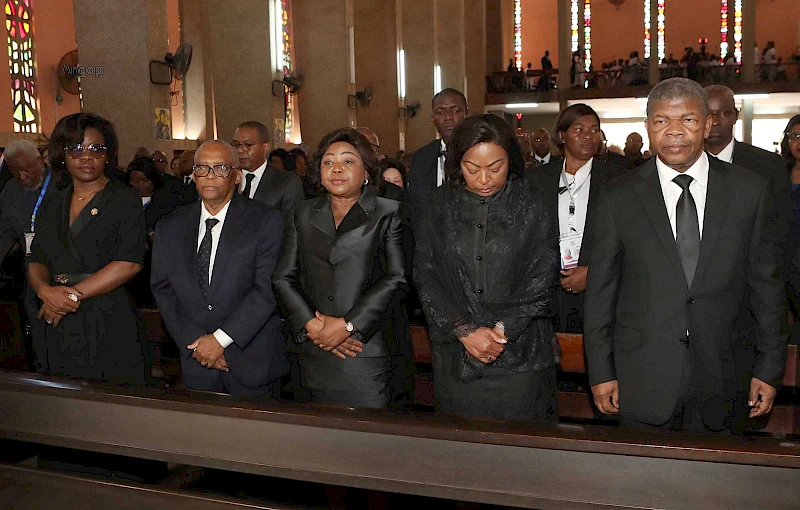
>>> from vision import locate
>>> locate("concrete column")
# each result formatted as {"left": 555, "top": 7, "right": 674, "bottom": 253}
{"left": 648, "top": 0, "right": 660, "bottom": 85}
{"left": 741, "top": 98, "right": 754, "bottom": 144}
{"left": 464, "top": 0, "right": 487, "bottom": 113}
{"left": 557, "top": 0, "right": 571, "bottom": 94}
{"left": 402, "top": 0, "right": 436, "bottom": 151}
{"left": 485, "top": 0, "right": 503, "bottom": 74}
{"left": 294, "top": 0, "right": 355, "bottom": 150}
{"left": 740, "top": 0, "right": 756, "bottom": 83}
{"left": 436, "top": 0, "right": 466, "bottom": 92}
{"left": 354, "top": 0, "right": 400, "bottom": 157}
{"left": 179, "top": 0, "right": 212, "bottom": 141}
{"left": 73, "top": 0, "right": 172, "bottom": 163}
{"left": 203, "top": 0, "right": 280, "bottom": 144}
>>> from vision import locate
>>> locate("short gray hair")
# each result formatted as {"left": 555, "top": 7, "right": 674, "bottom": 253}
{"left": 195, "top": 140, "right": 238, "bottom": 166}
{"left": 4, "top": 140, "right": 41, "bottom": 162}
{"left": 646, "top": 78, "right": 709, "bottom": 117}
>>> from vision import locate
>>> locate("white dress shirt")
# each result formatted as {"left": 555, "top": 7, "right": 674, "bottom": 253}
{"left": 656, "top": 152, "right": 709, "bottom": 240}
{"left": 182, "top": 175, "right": 193, "bottom": 186}
{"left": 198, "top": 199, "right": 235, "bottom": 348}
{"left": 557, "top": 158, "right": 592, "bottom": 236}
{"left": 535, "top": 152, "right": 552, "bottom": 165}
{"left": 436, "top": 140, "right": 446, "bottom": 187}
{"left": 239, "top": 159, "right": 267, "bottom": 198}
{"left": 713, "top": 139, "right": 736, "bottom": 164}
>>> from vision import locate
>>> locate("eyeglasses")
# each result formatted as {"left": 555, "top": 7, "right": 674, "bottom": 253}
{"left": 152, "top": 157, "right": 167, "bottom": 163}
{"left": 64, "top": 143, "right": 108, "bottom": 159}
{"left": 232, "top": 142, "right": 257, "bottom": 150}
{"left": 192, "top": 164, "right": 238, "bottom": 178}
{"left": 785, "top": 132, "right": 800, "bottom": 142}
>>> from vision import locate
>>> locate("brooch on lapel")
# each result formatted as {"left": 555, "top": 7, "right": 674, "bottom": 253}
{"left": 90, "top": 208, "right": 99, "bottom": 216}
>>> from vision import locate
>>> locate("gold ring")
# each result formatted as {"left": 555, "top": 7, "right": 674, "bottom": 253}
{"left": 487, "top": 355, "right": 494, "bottom": 362}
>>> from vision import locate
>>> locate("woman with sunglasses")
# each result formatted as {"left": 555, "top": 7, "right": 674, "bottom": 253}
{"left": 26, "top": 113, "right": 146, "bottom": 384}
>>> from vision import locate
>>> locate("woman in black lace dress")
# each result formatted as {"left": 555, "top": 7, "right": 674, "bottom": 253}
{"left": 413, "top": 114, "right": 560, "bottom": 421}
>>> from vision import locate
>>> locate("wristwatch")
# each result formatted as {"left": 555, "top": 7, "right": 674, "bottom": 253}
{"left": 344, "top": 320, "right": 355, "bottom": 333}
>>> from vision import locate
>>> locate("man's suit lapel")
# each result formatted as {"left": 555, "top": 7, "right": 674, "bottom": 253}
{"left": 634, "top": 160, "right": 688, "bottom": 291}
{"left": 426, "top": 140, "right": 440, "bottom": 190}
{"left": 254, "top": 163, "right": 279, "bottom": 202}
{"left": 690, "top": 157, "right": 731, "bottom": 293}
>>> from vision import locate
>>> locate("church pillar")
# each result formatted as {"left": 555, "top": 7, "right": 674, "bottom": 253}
{"left": 401, "top": 0, "right": 436, "bottom": 151}
{"left": 178, "top": 0, "right": 212, "bottom": 141}
{"left": 294, "top": 0, "right": 356, "bottom": 150}
{"left": 435, "top": 0, "right": 466, "bottom": 94}
{"left": 557, "top": 0, "right": 571, "bottom": 108}
{"left": 464, "top": 0, "right": 487, "bottom": 114}
{"left": 485, "top": 0, "right": 504, "bottom": 75}
{"left": 741, "top": 98, "right": 754, "bottom": 144}
{"left": 353, "top": 0, "right": 400, "bottom": 157}
{"left": 72, "top": 0, "right": 172, "bottom": 163}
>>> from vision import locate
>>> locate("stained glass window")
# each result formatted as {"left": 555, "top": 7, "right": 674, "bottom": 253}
{"left": 513, "top": 0, "right": 521, "bottom": 70}
{"left": 571, "top": 0, "right": 579, "bottom": 53}
{"left": 583, "top": 0, "right": 591, "bottom": 74}
{"left": 644, "top": 0, "right": 666, "bottom": 63}
{"left": 5, "top": 0, "right": 38, "bottom": 133}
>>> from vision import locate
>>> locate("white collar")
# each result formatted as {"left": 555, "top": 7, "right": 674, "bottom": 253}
{"left": 439, "top": 139, "right": 446, "bottom": 154}
{"left": 562, "top": 157, "right": 592, "bottom": 185}
{"left": 200, "top": 197, "right": 232, "bottom": 224}
{"left": 655, "top": 152, "right": 710, "bottom": 190}
{"left": 243, "top": 158, "right": 268, "bottom": 180}
{"left": 536, "top": 152, "right": 551, "bottom": 164}
{"left": 712, "top": 138, "right": 736, "bottom": 164}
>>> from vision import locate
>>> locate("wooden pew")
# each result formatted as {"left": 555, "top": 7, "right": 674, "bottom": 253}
{"left": 1, "top": 371, "right": 799, "bottom": 509}
{"left": 410, "top": 325, "right": 800, "bottom": 435}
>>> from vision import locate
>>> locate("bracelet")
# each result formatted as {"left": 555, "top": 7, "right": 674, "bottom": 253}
{"left": 494, "top": 321, "right": 505, "bottom": 331}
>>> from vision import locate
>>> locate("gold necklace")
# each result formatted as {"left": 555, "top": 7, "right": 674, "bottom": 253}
{"left": 75, "top": 181, "right": 106, "bottom": 201}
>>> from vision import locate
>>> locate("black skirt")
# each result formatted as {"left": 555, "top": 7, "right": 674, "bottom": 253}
{"left": 432, "top": 342, "right": 558, "bottom": 422}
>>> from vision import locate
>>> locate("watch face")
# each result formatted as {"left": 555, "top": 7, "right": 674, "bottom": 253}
{"left": 345, "top": 322, "right": 354, "bottom": 332}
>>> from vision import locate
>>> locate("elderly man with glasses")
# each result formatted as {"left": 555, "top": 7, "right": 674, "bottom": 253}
{"left": 151, "top": 140, "right": 287, "bottom": 397}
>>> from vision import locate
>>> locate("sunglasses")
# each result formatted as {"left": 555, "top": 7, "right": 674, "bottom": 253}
{"left": 192, "top": 164, "right": 238, "bottom": 178}
{"left": 64, "top": 143, "right": 108, "bottom": 159}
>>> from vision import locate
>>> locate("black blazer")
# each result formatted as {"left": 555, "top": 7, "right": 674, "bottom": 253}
{"left": 729, "top": 141, "right": 792, "bottom": 273}
{"left": 251, "top": 163, "right": 305, "bottom": 221}
{"left": 273, "top": 187, "right": 410, "bottom": 358}
{"left": 529, "top": 159, "right": 626, "bottom": 333}
{"left": 150, "top": 195, "right": 287, "bottom": 390}
{"left": 584, "top": 156, "right": 787, "bottom": 428}
{"left": 406, "top": 139, "right": 441, "bottom": 221}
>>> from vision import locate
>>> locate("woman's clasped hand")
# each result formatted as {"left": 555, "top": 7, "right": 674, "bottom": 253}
{"left": 306, "top": 312, "right": 364, "bottom": 360}
{"left": 37, "top": 285, "right": 83, "bottom": 326}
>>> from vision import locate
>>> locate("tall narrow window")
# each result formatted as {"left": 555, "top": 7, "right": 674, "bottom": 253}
{"left": 571, "top": 0, "right": 579, "bottom": 53}
{"left": 273, "top": 0, "right": 300, "bottom": 143}
{"left": 733, "top": 0, "right": 742, "bottom": 63}
{"left": 5, "top": 0, "right": 38, "bottom": 133}
{"left": 583, "top": 0, "right": 591, "bottom": 73}
{"left": 644, "top": 0, "right": 666, "bottom": 63}
{"left": 720, "top": 0, "right": 729, "bottom": 60}
{"left": 513, "top": 0, "right": 522, "bottom": 70}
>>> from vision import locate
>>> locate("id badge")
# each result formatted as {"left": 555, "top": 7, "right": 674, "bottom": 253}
{"left": 559, "top": 231, "right": 583, "bottom": 269}
{"left": 24, "top": 232, "right": 34, "bottom": 256}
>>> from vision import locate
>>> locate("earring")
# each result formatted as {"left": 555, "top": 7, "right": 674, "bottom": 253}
{"left": 364, "top": 178, "right": 369, "bottom": 185}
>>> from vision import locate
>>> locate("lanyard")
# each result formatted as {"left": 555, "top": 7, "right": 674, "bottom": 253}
{"left": 30, "top": 170, "right": 51, "bottom": 232}
{"left": 560, "top": 168, "right": 590, "bottom": 232}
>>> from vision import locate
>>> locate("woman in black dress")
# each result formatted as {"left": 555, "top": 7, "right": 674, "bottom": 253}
{"left": 414, "top": 114, "right": 560, "bottom": 421}
{"left": 273, "top": 128, "right": 411, "bottom": 408}
{"left": 27, "top": 113, "right": 146, "bottom": 384}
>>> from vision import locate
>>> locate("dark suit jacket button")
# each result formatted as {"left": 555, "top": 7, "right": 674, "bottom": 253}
{"left": 327, "top": 296, "right": 333, "bottom": 301}
{"left": 477, "top": 223, "right": 483, "bottom": 228}
{"left": 207, "top": 304, "right": 213, "bottom": 311}
{"left": 686, "top": 298, "right": 694, "bottom": 304}
{"left": 476, "top": 256, "right": 482, "bottom": 261}
{"left": 480, "top": 200, "right": 485, "bottom": 205}
{"left": 477, "top": 289, "right": 483, "bottom": 294}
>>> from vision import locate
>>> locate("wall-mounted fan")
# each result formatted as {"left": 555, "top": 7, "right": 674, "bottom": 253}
{"left": 56, "top": 49, "right": 80, "bottom": 96}
{"left": 355, "top": 86, "right": 373, "bottom": 107}
{"left": 406, "top": 101, "right": 421, "bottom": 118}
{"left": 165, "top": 43, "right": 193, "bottom": 80}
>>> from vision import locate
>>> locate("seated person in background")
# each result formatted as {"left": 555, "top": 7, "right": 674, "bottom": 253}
{"left": 273, "top": 128, "right": 411, "bottom": 409}
{"left": 151, "top": 140, "right": 286, "bottom": 397}
{"left": 413, "top": 114, "right": 560, "bottom": 422}
{"left": 28, "top": 112, "right": 146, "bottom": 385}
{"left": 286, "top": 149, "right": 320, "bottom": 199}
{"left": 380, "top": 158, "right": 408, "bottom": 189}
{"left": 125, "top": 157, "right": 182, "bottom": 308}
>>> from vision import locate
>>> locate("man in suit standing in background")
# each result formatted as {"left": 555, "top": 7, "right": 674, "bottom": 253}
{"left": 151, "top": 140, "right": 286, "bottom": 397}
{"left": 407, "top": 88, "right": 468, "bottom": 222}
{"left": 233, "top": 121, "right": 304, "bottom": 221}
{"left": 584, "top": 78, "right": 787, "bottom": 433}
{"left": 175, "top": 150, "right": 199, "bottom": 204}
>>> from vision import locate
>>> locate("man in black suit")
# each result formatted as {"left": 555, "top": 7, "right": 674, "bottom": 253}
{"left": 0, "top": 140, "right": 56, "bottom": 368}
{"left": 175, "top": 150, "right": 199, "bottom": 204}
{"left": 233, "top": 121, "right": 304, "bottom": 221}
{"left": 151, "top": 140, "right": 286, "bottom": 396}
{"left": 407, "top": 88, "right": 467, "bottom": 219}
{"left": 623, "top": 132, "right": 647, "bottom": 168}
{"left": 584, "top": 78, "right": 787, "bottom": 433}
{"left": 596, "top": 130, "right": 634, "bottom": 170}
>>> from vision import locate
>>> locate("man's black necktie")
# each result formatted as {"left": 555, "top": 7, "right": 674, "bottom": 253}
{"left": 242, "top": 172, "right": 255, "bottom": 198}
{"left": 197, "top": 218, "right": 219, "bottom": 298}
{"left": 673, "top": 174, "right": 700, "bottom": 287}
{"left": 184, "top": 176, "right": 191, "bottom": 187}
